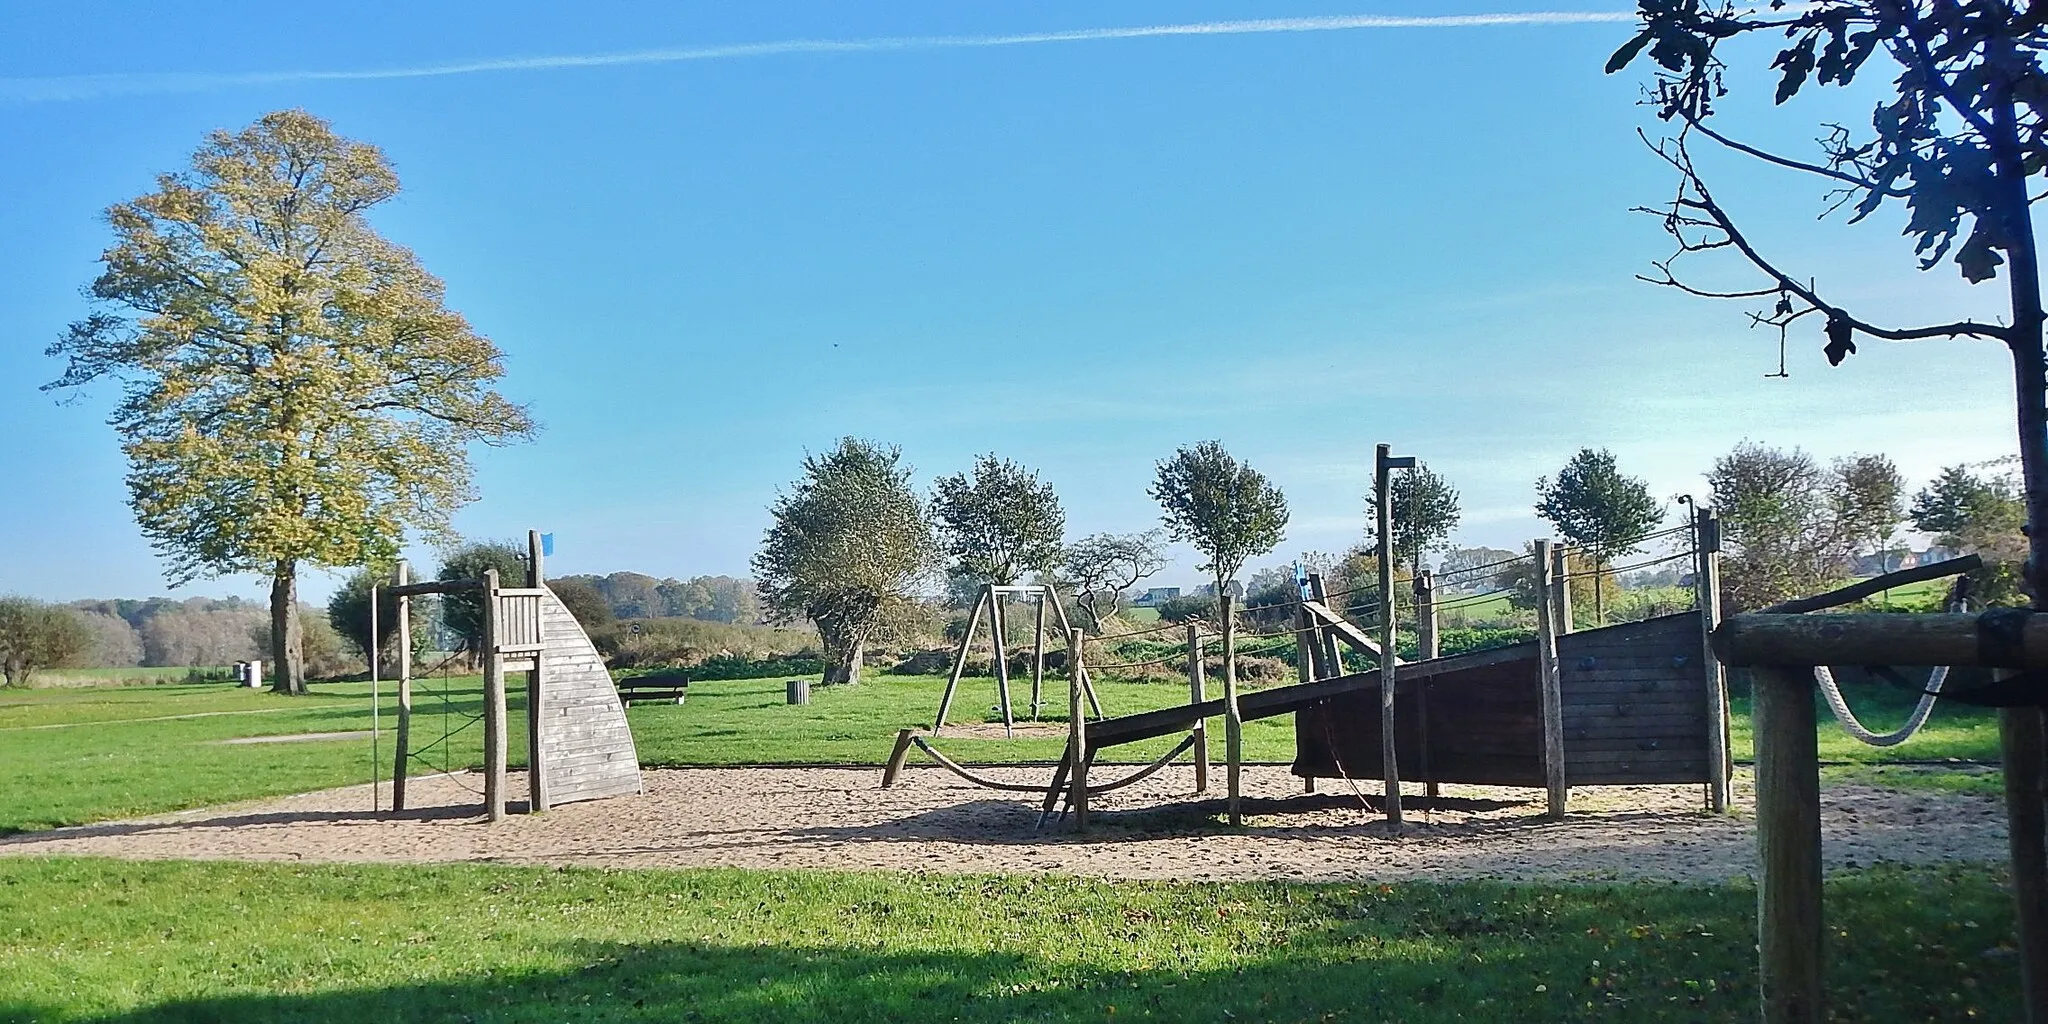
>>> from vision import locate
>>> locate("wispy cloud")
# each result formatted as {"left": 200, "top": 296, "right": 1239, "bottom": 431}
{"left": 1, "top": 11, "right": 1635, "bottom": 104}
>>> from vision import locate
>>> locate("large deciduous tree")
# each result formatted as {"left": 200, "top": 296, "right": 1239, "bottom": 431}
{"left": 753, "top": 439, "right": 938, "bottom": 685}
{"left": 46, "top": 110, "right": 533, "bottom": 695}
{"left": 1534, "top": 448, "right": 1663, "bottom": 621}
{"left": 1366, "top": 461, "right": 1462, "bottom": 569}
{"left": 930, "top": 455, "right": 1066, "bottom": 587}
{"left": 1150, "top": 441, "right": 1290, "bottom": 602}
{"left": 1058, "top": 531, "right": 1168, "bottom": 631}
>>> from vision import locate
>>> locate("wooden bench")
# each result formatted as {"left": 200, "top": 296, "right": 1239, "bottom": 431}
{"left": 616, "top": 673, "right": 688, "bottom": 706}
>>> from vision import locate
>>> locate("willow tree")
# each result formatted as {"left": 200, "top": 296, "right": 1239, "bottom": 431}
{"left": 46, "top": 110, "right": 534, "bottom": 694}
{"left": 754, "top": 438, "right": 938, "bottom": 685}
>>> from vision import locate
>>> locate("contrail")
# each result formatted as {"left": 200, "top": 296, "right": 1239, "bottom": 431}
{"left": 0, "top": 11, "right": 1636, "bottom": 104}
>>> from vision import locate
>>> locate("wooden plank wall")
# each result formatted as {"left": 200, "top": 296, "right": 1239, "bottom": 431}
{"left": 1293, "top": 613, "right": 1712, "bottom": 789}
{"left": 533, "top": 590, "right": 643, "bottom": 805}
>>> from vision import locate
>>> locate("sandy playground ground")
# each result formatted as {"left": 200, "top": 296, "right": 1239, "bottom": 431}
{"left": 0, "top": 764, "right": 2013, "bottom": 884}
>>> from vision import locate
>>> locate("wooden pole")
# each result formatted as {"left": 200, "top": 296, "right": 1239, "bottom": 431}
{"left": 482, "top": 569, "right": 508, "bottom": 822}
{"left": 1754, "top": 664, "right": 1824, "bottom": 1024}
{"left": 1715, "top": 612, "right": 2048, "bottom": 668}
{"left": 2004, "top": 705, "right": 2048, "bottom": 1023}
{"left": 391, "top": 561, "right": 412, "bottom": 812}
{"left": 932, "top": 588, "right": 989, "bottom": 733}
{"left": 1293, "top": 603, "right": 1316, "bottom": 794}
{"left": 1550, "top": 544, "right": 1574, "bottom": 634}
{"left": 1695, "top": 508, "right": 1731, "bottom": 814}
{"left": 1032, "top": 589, "right": 1048, "bottom": 719}
{"left": 526, "top": 530, "right": 547, "bottom": 815}
{"left": 1068, "top": 627, "right": 1090, "bottom": 831}
{"left": 1045, "top": 597, "right": 1103, "bottom": 718}
{"left": 1222, "top": 593, "right": 1243, "bottom": 827}
{"left": 1308, "top": 572, "right": 1340, "bottom": 676}
{"left": 1187, "top": 623, "right": 1209, "bottom": 795}
{"left": 1374, "top": 444, "right": 1403, "bottom": 827}
{"left": 369, "top": 579, "right": 380, "bottom": 813}
{"left": 1415, "top": 570, "right": 1439, "bottom": 802}
{"left": 990, "top": 587, "right": 1015, "bottom": 737}
{"left": 1534, "top": 539, "right": 1567, "bottom": 817}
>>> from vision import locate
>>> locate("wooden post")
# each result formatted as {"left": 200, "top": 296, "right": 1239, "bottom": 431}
{"left": 1068, "top": 627, "right": 1090, "bottom": 831}
{"left": 881, "top": 728, "right": 917, "bottom": 788}
{"left": 1415, "top": 570, "right": 1439, "bottom": 802}
{"left": 369, "top": 578, "right": 381, "bottom": 813}
{"left": 933, "top": 588, "right": 989, "bottom": 733}
{"left": 1222, "top": 593, "right": 1243, "bottom": 827}
{"left": 526, "top": 530, "right": 547, "bottom": 815}
{"left": 1534, "top": 539, "right": 1567, "bottom": 817}
{"left": 482, "top": 569, "right": 508, "bottom": 823}
{"left": 1308, "top": 572, "right": 1341, "bottom": 676}
{"left": 990, "top": 587, "right": 1015, "bottom": 736}
{"left": 1754, "top": 664, "right": 1824, "bottom": 1024}
{"left": 2004, "top": 705, "right": 2048, "bottom": 1023}
{"left": 1031, "top": 589, "right": 1048, "bottom": 719}
{"left": 1187, "top": 623, "right": 1209, "bottom": 795}
{"left": 1293, "top": 604, "right": 1316, "bottom": 795}
{"left": 391, "top": 561, "right": 412, "bottom": 812}
{"left": 1695, "top": 508, "right": 1731, "bottom": 814}
{"left": 1550, "top": 544, "right": 1574, "bottom": 634}
{"left": 1044, "top": 597, "right": 1103, "bottom": 718}
{"left": 1374, "top": 444, "right": 1404, "bottom": 827}
{"left": 786, "top": 679, "right": 811, "bottom": 705}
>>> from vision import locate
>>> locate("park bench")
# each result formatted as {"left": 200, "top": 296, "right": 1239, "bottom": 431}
{"left": 615, "top": 672, "right": 688, "bottom": 706}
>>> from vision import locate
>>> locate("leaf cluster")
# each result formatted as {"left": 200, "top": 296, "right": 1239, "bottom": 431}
{"left": 930, "top": 455, "right": 1066, "bottom": 586}
{"left": 1148, "top": 441, "right": 1290, "bottom": 592}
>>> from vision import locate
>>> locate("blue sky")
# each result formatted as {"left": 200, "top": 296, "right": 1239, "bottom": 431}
{"left": 0, "top": 2, "right": 2022, "bottom": 604}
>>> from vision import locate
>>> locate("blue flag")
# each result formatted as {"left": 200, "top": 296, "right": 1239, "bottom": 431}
{"left": 540, "top": 533, "right": 555, "bottom": 557}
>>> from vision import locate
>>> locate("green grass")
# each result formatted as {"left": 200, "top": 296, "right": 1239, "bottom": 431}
{"left": 24, "top": 666, "right": 233, "bottom": 688}
{"left": 1727, "top": 678, "right": 2004, "bottom": 795}
{"left": 0, "top": 857, "right": 2018, "bottom": 1022}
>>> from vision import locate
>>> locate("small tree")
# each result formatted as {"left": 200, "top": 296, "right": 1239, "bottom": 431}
{"left": 1150, "top": 441, "right": 1290, "bottom": 604}
{"left": 1534, "top": 448, "right": 1663, "bottom": 621}
{"left": 1833, "top": 454, "right": 1907, "bottom": 572}
{"left": 1913, "top": 462, "right": 2027, "bottom": 605}
{"left": 326, "top": 567, "right": 429, "bottom": 670}
{"left": 550, "top": 577, "right": 615, "bottom": 632}
{"left": 1437, "top": 546, "right": 1519, "bottom": 592}
{"left": 438, "top": 541, "right": 528, "bottom": 652}
{"left": 1707, "top": 443, "right": 1861, "bottom": 610}
{"left": 1366, "top": 462, "right": 1463, "bottom": 569}
{"left": 753, "top": 439, "right": 938, "bottom": 684}
{"left": 931, "top": 455, "right": 1066, "bottom": 586}
{"left": 46, "top": 110, "right": 534, "bottom": 695}
{"left": 1057, "top": 531, "right": 1168, "bottom": 631}
{"left": 0, "top": 599, "right": 94, "bottom": 687}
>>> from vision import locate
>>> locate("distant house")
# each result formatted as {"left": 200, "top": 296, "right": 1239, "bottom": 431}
{"left": 1196, "top": 581, "right": 1246, "bottom": 600}
{"left": 1132, "top": 587, "right": 1181, "bottom": 606}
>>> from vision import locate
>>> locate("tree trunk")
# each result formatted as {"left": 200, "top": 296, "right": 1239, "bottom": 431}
{"left": 823, "top": 635, "right": 864, "bottom": 685}
{"left": 269, "top": 559, "right": 304, "bottom": 695}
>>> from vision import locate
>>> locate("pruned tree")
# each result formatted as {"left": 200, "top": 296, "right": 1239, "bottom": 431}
{"left": 45, "top": 110, "right": 534, "bottom": 695}
{"left": 753, "top": 438, "right": 939, "bottom": 684}
{"left": 1534, "top": 448, "right": 1664, "bottom": 621}
{"left": 1150, "top": 441, "right": 1290, "bottom": 603}
{"left": 1437, "top": 546, "right": 1520, "bottom": 593}
{"left": 0, "top": 599, "right": 95, "bottom": 687}
{"left": 326, "top": 566, "right": 428, "bottom": 670}
{"left": 1366, "top": 461, "right": 1462, "bottom": 569}
{"left": 931, "top": 455, "right": 1066, "bottom": 586}
{"left": 438, "top": 541, "right": 528, "bottom": 651}
{"left": 1057, "top": 531, "right": 1167, "bottom": 632}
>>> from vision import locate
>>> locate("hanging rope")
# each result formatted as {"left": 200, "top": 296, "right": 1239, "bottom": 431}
{"left": 1813, "top": 665, "right": 1951, "bottom": 747}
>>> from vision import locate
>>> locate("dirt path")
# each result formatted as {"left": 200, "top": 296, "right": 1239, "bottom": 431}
{"left": 0, "top": 765, "right": 2007, "bottom": 883}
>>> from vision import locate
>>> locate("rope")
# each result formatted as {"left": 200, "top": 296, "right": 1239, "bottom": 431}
{"left": 1813, "top": 665, "right": 1951, "bottom": 747}
{"left": 1085, "top": 735, "right": 1199, "bottom": 794}
{"left": 909, "top": 737, "right": 1060, "bottom": 793}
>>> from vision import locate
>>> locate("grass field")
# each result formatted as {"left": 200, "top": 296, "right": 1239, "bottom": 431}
{"left": 0, "top": 857, "right": 2016, "bottom": 1022}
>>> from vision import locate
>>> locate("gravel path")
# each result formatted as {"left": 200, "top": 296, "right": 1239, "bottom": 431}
{"left": 0, "top": 765, "right": 2009, "bottom": 883}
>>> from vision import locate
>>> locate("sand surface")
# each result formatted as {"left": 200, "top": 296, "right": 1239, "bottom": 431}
{"left": 1, "top": 765, "right": 2010, "bottom": 883}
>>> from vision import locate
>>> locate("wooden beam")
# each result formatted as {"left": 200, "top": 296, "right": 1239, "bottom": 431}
{"left": 881, "top": 728, "right": 917, "bottom": 788}
{"left": 1535, "top": 540, "right": 1567, "bottom": 818}
{"left": 391, "top": 561, "right": 412, "bottom": 813}
{"left": 380, "top": 578, "right": 486, "bottom": 599}
{"left": 1222, "top": 593, "right": 1243, "bottom": 827}
{"left": 1761, "top": 554, "right": 1982, "bottom": 614}
{"left": 1754, "top": 664, "right": 1824, "bottom": 1024}
{"left": 2004, "top": 707, "right": 2048, "bottom": 1022}
{"left": 1032, "top": 594, "right": 1047, "bottom": 719}
{"left": 482, "top": 569, "right": 508, "bottom": 823}
{"left": 1069, "top": 628, "right": 1090, "bottom": 831}
{"left": 990, "top": 589, "right": 1015, "bottom": 737}
{"left": 1550, "top": 544, "right": 1574, "bottom": 634}
{"left": 932, "top": 588, "right": 989, "bottom": 733}
{"left": 1695, "top": 508, "right": 1731, "bottom": 814}
{"left": 1715, "top": 611, "right": 2048, "bottom": 669}
{"left": 1188, "top": 623, "right": 1209, "bottom": 795}
{"left": 1415, "top": 570, "right": 1438, "bottom": 802}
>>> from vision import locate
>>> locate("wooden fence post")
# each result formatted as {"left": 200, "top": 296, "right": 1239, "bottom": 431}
{"left": 1415, "top": 570, "right": 1438, "bottom": 802}
{"left": 1551, "top": 544, "right": 1574, "bottom": 634}
{"left": 1221, "top": 593, "right": 1243, "bottom": 827}
{"left": 482, "top": 569, "right": 508, "bottom": 823}
{"left": 1534, "top": 540, "right": 1567, "bottom": 817}
{"left": 526, "top": 530, "right": 548, "bottom": 815}
{"left": 1754, "top": 663, "right": 1824, "bottom": 1024}
{"left": 1308, "top": 572, "right": 1341, "bottom": 677}
{"left": 1068, "top": 627, "right": 1090, "bottom": 831}
{"left": 1695, "top": 508, "right": 1731, "bottom": 814}
{"left": 1188, "top": 623, "right": 1209, "bottom": 795}
{"left": 1374, "top": 444, "right": 1403, "bottom": 827}
{"left": 391, "top": 561, "right": 412, "bottom": 813}
{"left": 2003, "top": 706, "right": 2048, "bottom": 1023}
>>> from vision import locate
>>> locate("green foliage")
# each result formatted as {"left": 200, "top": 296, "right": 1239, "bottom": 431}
{"left": 437, "top": 540, "right": 528, "bottom": 650}
{"left": 548, "top": 576, "right": 614, "bottom": 631}
{"left": 931, "top": 454, "right": 1066, "bottom": 586}
{"left": 1911, "top": 462, "right": 2027, "bottom": 606}
{"left": 1367, "top": 461, "right": 1462, "bottom": 566}
{"left": 591, "top": 617, "right": 816, "bottom": 669}
{"left": 324, "top": 567, "right": 428, "bottom": 663}
{"left": 1832, "top": 453, "right": 1907, "bottom": 564}
{"left": 753, "top": 438, "right": 940, "bottom": 684}
{"left": 0, "top": 598, "right": 94, "bottom": 687}
{"left": 1534, "top": 448, "right": 1663, "bottom": 562}
{"left": 1152, "top": 594, "right": 1217, "bottom": 625}
{"left": 1149, "top": 441, "right": 1289, "bottom": 594}
{"left": 1438, "top": 626, "right": 1537, "bottom": 656}
{"left": 46, "top": 110, "right": 534, "bottom": 694}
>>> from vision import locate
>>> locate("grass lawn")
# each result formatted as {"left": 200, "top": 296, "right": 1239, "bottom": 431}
{"left": 0, "top": 857, "right": 2017, "bottom": 1022}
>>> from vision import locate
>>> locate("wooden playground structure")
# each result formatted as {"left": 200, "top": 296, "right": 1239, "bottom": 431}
{"left": 370, "top": 530, "right": 643, "bottom": 822}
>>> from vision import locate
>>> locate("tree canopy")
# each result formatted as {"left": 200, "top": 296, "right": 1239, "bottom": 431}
{"left": 1149, "top": 441, "right": 1290, "bottom": 599}
{"left": 438, "top": 541, "right": 528, "bottom": 651}
{"left": 1366, "top": 462, "right": 1462, "bottom": 568}
{"left": 0, "top": 599, "right": 93, "bottom": 687}
{"left": 753, "top": 438, "right": 938, "bottom": 684}
{"left": 1534, "top": 448, "right": 1662, "bottom": 621}
{"left": 46, "top": 110, "right": 533, "bottom": 694}
{"left": 1057, "top": 531, "right": 1168, "bottom": 631}
{"left": 930, "top": 455, "right": 1065, "bottom": 587}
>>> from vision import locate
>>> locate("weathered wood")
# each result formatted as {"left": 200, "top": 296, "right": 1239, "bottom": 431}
{"left": 881, "top": 728, "right": 916, "bottom": 788}
{"left": 1222, "top": 594, "right": 1243, "bottom": 827}
{"left": 933, "top": 588, "right": 989, "bottom": 734}
{"left": 530, "top": 591, "right": 643, "bottom": 805}
{"left": 1415, "top": 570, "right": 1438, "bottom": 801}
{"left": 1717, "top": 611, "right": 2048, "bottom": 668}
{"left": 1188, "top": 623, "right": 1209, "bottom": 795}
{"left": 1534, "top": 540, "right": 1567, "bottom": 817}
{"left": 990, "top": 588, "right": 1015, "bottom": 736}
{"left": 1302, "top": 600, "right": 1388, "bottom": 660}
{"left": 1374, "top": 444, "right": 1403, "bottom": 828}
{"left": 528, "top": 650, "right": 549, "bottom": 813}
{"left": 1762, "top": 554, "right": 1983, "bottom": 614}
{"left": 1754, "top": 664, "right": 1824, "bottom": 1024}
{"left": 2003, "top": 706, "right": 2048, "bottom": 1023}
{"left": 1550, "top": 545, "right": 1574, "bottom": 634}
{"left": 1068, "top": 628, "right": 1090, "bottom": 831}
{"left": 1032, "top": 593, "right": 1047, "bottom": 719}
{"left": 483, "top": 569, "right": 507, "bottom": 822}
{"left": 1308, "top": 574, "right": 1342, "bottom": 678}
{"left": 1696, "top": 509, "right": 1731, "bottom": 813}
{"left": 392, "top": 561, "right": 413, "bottom": 812}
